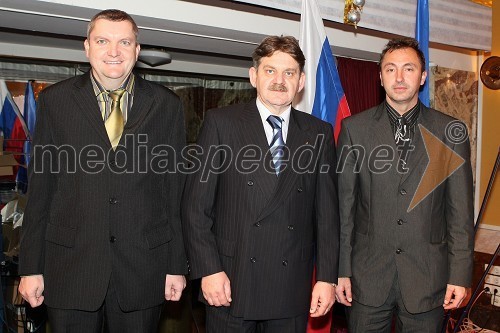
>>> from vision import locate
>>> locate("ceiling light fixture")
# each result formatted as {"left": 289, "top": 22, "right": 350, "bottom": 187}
{"left": 138, "top": 49, "right": 172, "bottom": 67}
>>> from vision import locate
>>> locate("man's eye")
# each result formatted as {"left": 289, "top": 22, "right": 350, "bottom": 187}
{"left": 266, "top": 69, "right": 274, "bottom": 74}
{"left": 96, "top": 39, "right": 107, "bottom": 44}
{"left": 121, "top": 40, "right": 131, "bottom": 46}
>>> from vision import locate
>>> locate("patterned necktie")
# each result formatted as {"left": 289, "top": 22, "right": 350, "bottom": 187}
{"left": 105, "top": 89, "right": 126, "bottom": 149}
{"left": 394, "top": 117, "right": 410, "bottom": 145}
{"left": 267, "top": 115, "right": 285, "bottom": 176}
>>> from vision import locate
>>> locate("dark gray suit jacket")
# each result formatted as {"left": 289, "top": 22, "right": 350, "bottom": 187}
{"left": 337, "top": 102, "right": 474, "bottom": 313}
{"left": 182, "top": 100, "right": 340, "bottom": 320}
{"left": 19, "top": 72, "right": 188, "bottom": 311}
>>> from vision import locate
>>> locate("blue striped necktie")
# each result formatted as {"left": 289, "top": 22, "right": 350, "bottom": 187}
{"left": 267, "top": 115, "right": 285, "bottom": 176}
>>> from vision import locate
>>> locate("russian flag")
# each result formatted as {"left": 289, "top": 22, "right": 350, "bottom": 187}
{"left": 416, "top": 0, "right": 430, "bottom": 106}
{"left": 294, "top": 0, "right": 351, "bottom": 142}
{"left": 295, "top": 1, "right": 351, "bottom": 332}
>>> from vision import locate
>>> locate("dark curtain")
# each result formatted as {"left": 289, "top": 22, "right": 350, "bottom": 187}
{"left": 336, "top": 56, "right": 385, "bottom": 115}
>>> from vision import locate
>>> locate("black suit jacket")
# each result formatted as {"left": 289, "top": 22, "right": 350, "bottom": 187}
{"left": 19, "top": 72, "right": 188, "bottom": 311}
{"left": 182, "top": 100, "right": 340, "bottom": 320}
{"left": 337, "top": 102, "right": 474, "bottom": 313}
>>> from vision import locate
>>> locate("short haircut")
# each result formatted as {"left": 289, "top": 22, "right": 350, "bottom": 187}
{"left": 87, "top": 9, "right": 139, "bottom": 41}
{"left": 252, "top": 36, "right": 305, "bottom": 72}
{"left": 379, "top": 37, "right": 426, "bottom": 73}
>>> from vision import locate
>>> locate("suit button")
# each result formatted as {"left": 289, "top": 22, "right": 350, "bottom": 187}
{"left": 397, "top": 219, "right": 404, "bottom": 225}
{"left": 250, "top": 257, "right": 256, "bottom": 263}
{"left": 254, "top": 222, "right": 261, "bottom": 227}
{"left": 109, "top": 197, "right": 118, "bottom": 204}
{"left": 282, "top": 260, "right": 288, "bottom": 266}
{"left": 297, "top": 187, "right": 303, "bottom": 193}
{"left": 110, "top": 236, "right": 116, "bottom": 243}
{"left": 287, "top": 225, "right": 294, "bottom": 231}
{"left": 247, "top": 180, "right": 254, "bottom": 186}
{"left": 400, "top": 189, "right": 407, "bottom": 195}
{"left": 396, "top": 248, "right": 402, "bottom": 254}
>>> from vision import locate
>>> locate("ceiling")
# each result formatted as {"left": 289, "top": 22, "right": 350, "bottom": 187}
{"left": 0, "top": 0, "right": 390, "bottom": 77}
{"left": 0, "top": 0, "right": 268, "bottom": 72}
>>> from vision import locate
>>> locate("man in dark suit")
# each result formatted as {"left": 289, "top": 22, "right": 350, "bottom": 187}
{"left": 182, "top": 36, "right": 339, "bottom": 332}
{"left": 335, "top": 37, "right": 474, "bottom": 332}
{"left": 18, "top": 9, "right": 187, "bottom": 332}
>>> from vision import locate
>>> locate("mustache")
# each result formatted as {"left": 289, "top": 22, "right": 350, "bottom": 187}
{"left": 269, "top": 84, "right": 287, "bottom": 92}
{"left": 392, "top": 84, "right": 408, "bottom": 89}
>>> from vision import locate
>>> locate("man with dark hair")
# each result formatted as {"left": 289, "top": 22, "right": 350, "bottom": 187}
{"left": 335, "top": 37, "right": 474, "bottom": 332}
{"left": 182, "top": 35, "right": 340, "bottom": 332}
{"left": 18, "top": 9, "right": 187, "bottom": 332}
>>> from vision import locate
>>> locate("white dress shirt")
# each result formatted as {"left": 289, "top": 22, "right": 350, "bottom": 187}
{"left": 256, "top": 97, "right": 291, "bottom": 145}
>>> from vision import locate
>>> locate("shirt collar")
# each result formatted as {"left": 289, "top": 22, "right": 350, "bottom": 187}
{"left": 386, "top": 100, "right": 420, "bottom": 128}
{"left": 256, "top": 97, "right": 291, "bottom": 126}
{"left": 91, "top": 73, "right": 135, "bottom": 98}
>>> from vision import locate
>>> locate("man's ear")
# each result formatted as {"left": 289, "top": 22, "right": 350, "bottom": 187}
{"left": 249, "top": 67, "right": 257, "bottom": 88}
{"left": 297, "top": 71, "right": 305, "bottom": 93}
{"left": 84, "top": 39, "right": 90, "bottom": 58}
{"left": 135, "top": 43, "right": 141, "bottom": 61}
{"left": 420, "top": 70, "right": 428, "bottom": 86}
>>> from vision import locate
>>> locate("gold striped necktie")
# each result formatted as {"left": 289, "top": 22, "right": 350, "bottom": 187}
{"left": 105, "top": 89, "right": 126, "bottom": 149}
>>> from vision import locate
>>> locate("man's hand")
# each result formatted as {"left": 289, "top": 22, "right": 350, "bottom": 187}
{"left": 201, "top": 271, "right": 231, "bottom": 307}
{"left": 309, "top": 281, "right": 335, "bottom": 317}
{"left": 335, "top": 277, "right": 353, "bottom": 306}
{"left": 443, "top": 284, "right": 467, "bottom": 310}
{"left": 18, "top": 275, "right": 45, "bottom": 307}
{"left": 165, "top": 274, "right": 186, "bottom": 301}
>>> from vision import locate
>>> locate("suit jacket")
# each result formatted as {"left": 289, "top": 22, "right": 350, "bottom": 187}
{"left": 337, "top": 102, "right": 474, "bottom": 313}
{"left": 19, "top": 72, "right": 188, "bottom": 311}
{"left": 182, "top": 100, "right": 340, "bottom": 320}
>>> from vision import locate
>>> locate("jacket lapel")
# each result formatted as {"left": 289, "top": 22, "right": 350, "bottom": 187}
{"left": 371, "top": 103, "right": 400, "bottom": 178}
{"left": 72, "top": 72, "right": 110, "bottom": 147}
{"left": 400, "top": 103, "right": 428, "bottom": 184}
{"left": 122, "top": 75, "right": 154, "bottom": 135}
{"left": 238, "top": 101, "right": 278, "bottom": 200}
{"left": 257, "top": 108, "right": 309, "bottom": 222}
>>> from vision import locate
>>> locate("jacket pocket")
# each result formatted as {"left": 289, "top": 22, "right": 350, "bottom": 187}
{"left": 45, "top": 223, "right": 77, "bottom": 248}
{"left": 145, "top": 223, "right": 173, "bottom": 249}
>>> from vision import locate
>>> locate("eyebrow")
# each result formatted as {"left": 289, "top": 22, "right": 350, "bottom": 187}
{"left": 383, "top": 62, "right": 417, "bottom": 68}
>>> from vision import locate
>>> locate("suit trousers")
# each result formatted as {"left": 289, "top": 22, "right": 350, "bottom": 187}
{"left": 47, "top": 278, "right": 163, "bottom": 333}
{"left": 346, "top": 273, "right": 444, "bottom": 333}
{"left": 206, "top": 305, "right": 308, "bottom": 333}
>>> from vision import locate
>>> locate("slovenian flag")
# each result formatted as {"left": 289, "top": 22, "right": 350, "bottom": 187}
{"left": 0, "top": 80, "right": 29, "bottom": 182}
{"left": 295, "top": 0, "right": 351, "bottom": 142}
{"left": 416, "top": 0, "right": 430, "bottom": 106}
{"left": 0, "top": 80, "right": 27, "bottom": 141}
{"left": 16, "top": 81, "right": 37, "bottom": 192}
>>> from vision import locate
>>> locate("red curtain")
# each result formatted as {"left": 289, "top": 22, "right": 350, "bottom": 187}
{"left": 336, "top": 57, "right": 384, "bottom": 115}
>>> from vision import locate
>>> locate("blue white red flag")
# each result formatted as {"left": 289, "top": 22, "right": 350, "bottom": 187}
{"left": 17, "top": 81, "right": 36, "bottom": 192}
{"left": 296, "top": 1, "right": 351, "bottom": 332}
{"left": 294, "top": 0, "right": 351, "bottom": 142}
